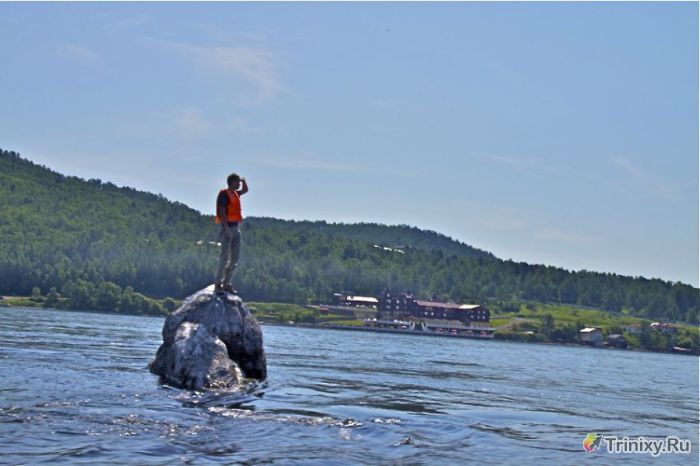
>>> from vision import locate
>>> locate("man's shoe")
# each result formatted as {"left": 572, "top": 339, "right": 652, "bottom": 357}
{"left": 214, "top": 283, "right": 226, "bottom": 295}
{"left": 222, "top": 283, "right": 237, "bottom": 294}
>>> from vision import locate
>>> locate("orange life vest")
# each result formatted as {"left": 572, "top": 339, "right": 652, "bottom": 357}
{"left": 215, "top": 189, "right": 242, "bottom": 223}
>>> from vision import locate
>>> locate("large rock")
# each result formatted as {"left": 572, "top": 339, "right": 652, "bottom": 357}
{"left": 149, "top": 286, "right": 266, "bottom": 390}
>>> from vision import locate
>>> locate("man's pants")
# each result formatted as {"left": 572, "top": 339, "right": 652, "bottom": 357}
{"left": 215, "top": 226, "right": 241, "bottom": 286}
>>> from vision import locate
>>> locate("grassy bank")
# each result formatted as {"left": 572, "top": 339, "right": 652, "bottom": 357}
{"left": 246, "top": 302, "right": 354, "bottom": 325}
{"left": 493, "top": 302, "right": 699, "bottom": 351}
{"left": 4, "top": 294, "right": 697, "bottom": 354}
{"left": 255, "top": 300, "right": 699, "bottom": 354}
{"left": 0, "top": 293, "right": 176, "bottom": 317}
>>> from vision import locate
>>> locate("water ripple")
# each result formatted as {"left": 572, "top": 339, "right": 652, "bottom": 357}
{"left": 0, "top": 308, "right": 697, "bottom": 465}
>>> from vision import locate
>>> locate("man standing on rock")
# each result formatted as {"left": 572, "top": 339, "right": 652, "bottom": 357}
{"left": 214, "top": 173, "right": 248, "bottom": 294}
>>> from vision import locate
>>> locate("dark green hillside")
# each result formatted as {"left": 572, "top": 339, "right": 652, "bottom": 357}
{"left": 249, "top": 217, "right": 495, "bottom": 260}
{"left": 0, "top": 149, "right": 698, "bottom": 323}
{"left": 0, "top": 150, "right": 214, "bottom": 299}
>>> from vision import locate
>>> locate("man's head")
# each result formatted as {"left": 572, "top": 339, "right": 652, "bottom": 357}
{"left": 227, "top": 173, "right": 241, "bottom": 189}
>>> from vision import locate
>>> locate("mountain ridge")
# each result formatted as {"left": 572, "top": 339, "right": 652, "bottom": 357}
{"left": 1, "top": 148, "right": 697, "bottom": 323}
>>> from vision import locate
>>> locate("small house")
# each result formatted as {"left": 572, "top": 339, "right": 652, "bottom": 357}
{"left": 606, "top": 334, "right": 628, "bottom": 349}
{"left": 579, "top": 327, "right": 603, "bottom": 346}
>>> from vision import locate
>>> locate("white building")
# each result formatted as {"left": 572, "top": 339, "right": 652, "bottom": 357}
{"left": 579, "top": 327, "right": 603, "bottom": 346}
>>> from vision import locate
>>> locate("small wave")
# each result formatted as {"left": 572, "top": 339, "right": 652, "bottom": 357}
{"left": 177, "top": 390, "right": 259, "bottom": 409}
{"left": 469, "top": 422, "right": 538, "bottom": 441}
{"left": 373, "top": 418, "right": 402, "bottom": 425}
{"left": 173, "top": 380, "right": 268, "bottom": 409}
{"left": 209, "top": 406, "right": 336, "bottom": 426}
{"left": 427, "top": 359, "right": 482, "bottom": 368}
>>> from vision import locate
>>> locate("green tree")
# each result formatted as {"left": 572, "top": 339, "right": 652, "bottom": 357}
{"left": 44, "top": 287, "right": 60, "bottom": 308}
{"left": 163, "top": 297, "right": 178, "bottom": 313}
{"left": 541, "top": 313, "right": 555, "bottom": 338}
{"left": 95, "top": 281, "right": 122, "bottom": 311}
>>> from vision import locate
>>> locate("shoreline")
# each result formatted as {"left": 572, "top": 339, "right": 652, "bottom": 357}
{"left": 0, "top": 303, "right": 166, "bottom": 319}
{"left": 258, "top": 320, "right": 699, "bottom": 356}
{"left": 3, "top": 304, "right": 697, "bottom": 357}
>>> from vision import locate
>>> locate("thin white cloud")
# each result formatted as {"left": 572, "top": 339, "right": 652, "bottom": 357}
{"left": 172, "top": 42, "right": 283, "bottom": 104}
{"left": 113, "top": 106, "right": 260, "bottom": 140}
{"left": 441, "top": 199, "right": 597, "bottom": 247}
{"left": 94, "top": 12, "right": 151, "bottom": 33}
{"left": 56, "top": 43, "right": 101, "bottom": 65}
{"left": 171, "top": 107, "right": 261, "bottom": 138}
{"left": 107, "top": 13, "right": 151, "bottom": 32}
{"left": 612, "top": 156, "right": 679, "bottom": 201}
{"left": 257, "top": 152, "right": 363, "bottom": 172}
{"left": 439, "top": 199, "right": 530, "bottom": 233}
{"left": 612, "top": 156, "right": 643, "bottom": 180}
{"left": 188, "top": 23, "right": 273, "bottom": 44}
{"left": 487, "top": 154, "right": 527, "bottom": 170}
{"left": 173, "top": 107, "right": 211, "bottom": 138}
{"left": 474, "top": 153, "right": 545, "bottom": 175}
{"left": 232, "top": 117, "right": 260, "bottom": 135}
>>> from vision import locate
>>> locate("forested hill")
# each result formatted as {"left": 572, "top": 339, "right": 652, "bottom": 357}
{"left": 1, "top": 149, "right": 698, "bottom": 323}
{"left": 248, "top": 217, "right": 495, "bottom": 260}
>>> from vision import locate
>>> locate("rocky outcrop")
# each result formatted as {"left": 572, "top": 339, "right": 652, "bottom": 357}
{"left": 149, "top": 286, "right": 266, "bottom": 390}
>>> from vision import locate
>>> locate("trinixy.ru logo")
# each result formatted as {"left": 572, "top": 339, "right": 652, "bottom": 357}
{"left": 583, "top": 433, "right": 692, "bottom": 457}
{"left": 583, "top": 433, "right": 603, "bottom": 452}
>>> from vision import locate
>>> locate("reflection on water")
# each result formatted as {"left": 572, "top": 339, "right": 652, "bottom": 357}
{"left": 0, "top": 307, "right": 697, "bottom": 465}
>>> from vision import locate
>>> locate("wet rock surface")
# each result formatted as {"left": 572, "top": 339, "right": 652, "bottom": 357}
{"left": 149, "top": 286, "right": 266, "bottom": 390}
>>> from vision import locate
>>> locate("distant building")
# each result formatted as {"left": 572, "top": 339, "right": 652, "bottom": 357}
{"left": 332, "top": 293, "right": 379, "bottom": 309}
{"left": 650, "top": 322, "right": 678, "bottom": 335}
{"left": 372, "top": 244, "right": 406, "bottom": 254}
{"left": 606, "top": 334, "right": 628, "bottom": 349}
{"left": 579, "top": 327, "right": 603, "bottom": 346}
{"left": 378, "top": 292, "right": 490, "bottom": 325}
{"left": 624, "top": 325, "right": 641, "bottom": 335}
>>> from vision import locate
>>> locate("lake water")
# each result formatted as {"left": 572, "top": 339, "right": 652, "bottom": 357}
{"left": 0, "top": 307, "right": 697, "bottom": 465}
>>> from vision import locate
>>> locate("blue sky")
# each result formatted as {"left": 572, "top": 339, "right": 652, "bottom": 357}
{"left": 1, "top": 2, "right": 697, "bottom": 286}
